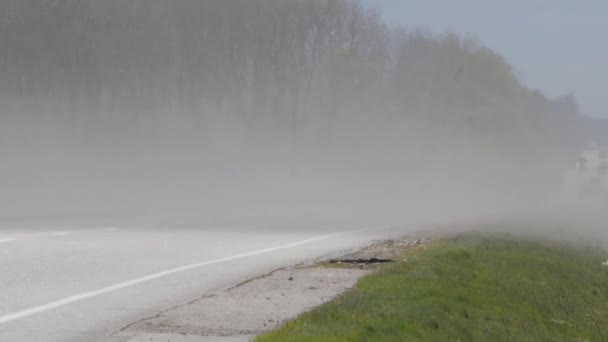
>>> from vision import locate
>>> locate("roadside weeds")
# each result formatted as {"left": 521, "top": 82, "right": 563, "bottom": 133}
{"left": 258, "top": 233, "right": 608, "bottom": 342}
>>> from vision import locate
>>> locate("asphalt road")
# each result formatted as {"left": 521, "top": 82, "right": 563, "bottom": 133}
{"left": 0, "top": 221, "right": 417, "bottom": 341}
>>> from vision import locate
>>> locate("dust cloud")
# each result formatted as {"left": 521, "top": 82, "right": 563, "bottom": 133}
{"left": 0, "top": 1, "right": 604, "bottom": 231}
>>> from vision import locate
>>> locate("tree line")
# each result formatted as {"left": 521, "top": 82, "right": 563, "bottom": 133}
{"left": 0, "top": 0, "right": 596, "bottom": 161}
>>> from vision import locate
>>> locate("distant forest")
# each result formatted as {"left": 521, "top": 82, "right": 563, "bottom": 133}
{"left": 0, "top": 0, "right": 603, "bottom": 160}
{"left": 3, "top": 0, "right": 605, "bottom": 220}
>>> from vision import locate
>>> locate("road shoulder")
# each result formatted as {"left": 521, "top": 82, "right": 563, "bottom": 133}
{"left": 118, "top": 266, "right": 369, "bottom": 341}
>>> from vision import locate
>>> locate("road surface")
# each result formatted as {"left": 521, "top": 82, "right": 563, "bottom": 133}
{"left": 0, "top": 221, "right": 416, "bottom": 341}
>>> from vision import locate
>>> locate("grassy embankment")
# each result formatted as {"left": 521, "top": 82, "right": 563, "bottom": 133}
{"left": 258, "top": 234, "right": 608, "bottom": 341}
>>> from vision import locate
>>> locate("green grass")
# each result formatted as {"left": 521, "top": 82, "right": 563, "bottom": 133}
{"left": 258, "top": 234, "right": 608, "bottom": 341}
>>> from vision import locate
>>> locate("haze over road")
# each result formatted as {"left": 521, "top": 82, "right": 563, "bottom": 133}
{"left": 1, "top": 1, "right": 604, "bottom": 340}
{"left": 0, "top": 221, "right": 415, "bottom": 341}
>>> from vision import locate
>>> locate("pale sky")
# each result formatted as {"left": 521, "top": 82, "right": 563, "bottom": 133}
{"left": 365, "top": 0, "right": 607, "bottom": 118}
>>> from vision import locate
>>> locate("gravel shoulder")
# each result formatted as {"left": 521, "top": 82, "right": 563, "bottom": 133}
{"left": 120, "top": 267, "right": 369, "bottom": 341}
{"left": 115, "top": 236, "right": 427, "bottom": 342}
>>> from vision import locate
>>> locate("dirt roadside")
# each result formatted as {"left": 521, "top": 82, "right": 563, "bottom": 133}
{"left": 114, "top": 236, "right": 429, "bottom": 342}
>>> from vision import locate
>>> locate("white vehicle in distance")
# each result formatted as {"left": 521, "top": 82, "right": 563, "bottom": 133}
{"left": 561, "top": 146, "right": 608, "bottom": 203}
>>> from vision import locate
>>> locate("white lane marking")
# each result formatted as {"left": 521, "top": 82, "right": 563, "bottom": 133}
{"left": 0, "top": 231, "right": 350, "bottom": 325}
{"left": 0, "top": 231, "right": 72, "bottom": 242}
